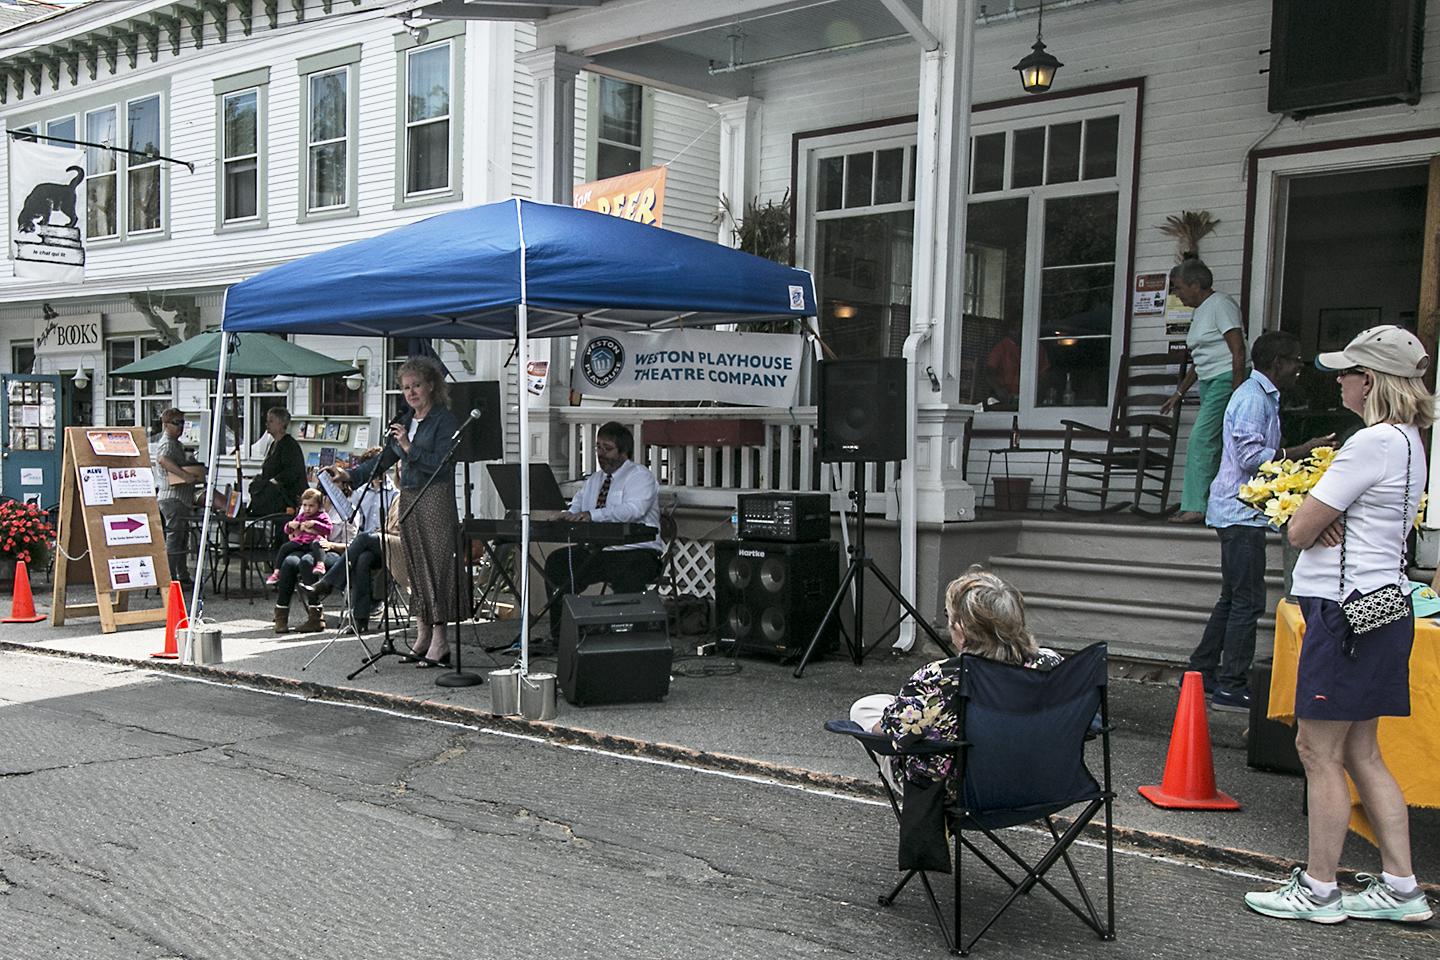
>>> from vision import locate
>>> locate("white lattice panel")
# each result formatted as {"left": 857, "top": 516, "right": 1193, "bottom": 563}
{"left": 670, "top": 538, "right": 715, "bottom": 599}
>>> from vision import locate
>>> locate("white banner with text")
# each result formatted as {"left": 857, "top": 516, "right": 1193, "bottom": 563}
{"left": 571, "top": 327, "right": 804, "bottom": 407}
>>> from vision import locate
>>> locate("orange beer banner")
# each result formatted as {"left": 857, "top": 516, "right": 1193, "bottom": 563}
{"left": 572, "top": 166, "right": 666, "bottom": 226}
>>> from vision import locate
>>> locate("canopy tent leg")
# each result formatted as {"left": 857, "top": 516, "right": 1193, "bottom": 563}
{"left": 515, "top": 198, "right": 533, "bottom": 678}
{"left": 187, "top": 325, "right": 233, "bottom": 661}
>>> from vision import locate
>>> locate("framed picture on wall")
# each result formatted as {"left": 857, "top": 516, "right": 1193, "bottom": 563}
{"left": 1317, "top": 308, "right": 1380, "bottom": 353}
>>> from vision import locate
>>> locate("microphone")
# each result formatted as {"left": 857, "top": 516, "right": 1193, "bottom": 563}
{"left": 450, "top": 408, "right": 484, "bottom": 441}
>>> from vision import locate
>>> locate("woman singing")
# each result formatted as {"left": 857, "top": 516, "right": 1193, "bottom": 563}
{"left": 337, "top": 357, "right": 461, "bottom": 667}
{"left": 1245, "top": 326, "right": 1433, "bottom": 924}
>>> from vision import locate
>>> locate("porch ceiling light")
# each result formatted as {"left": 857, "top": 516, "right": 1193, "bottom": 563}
{"left": 1013, "top": 2, "right": 1063, "bottom": 94}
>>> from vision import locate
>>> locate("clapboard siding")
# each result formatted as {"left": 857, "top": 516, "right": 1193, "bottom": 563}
{"left": 649, "top": 89, "right": 721, "bottom": 241}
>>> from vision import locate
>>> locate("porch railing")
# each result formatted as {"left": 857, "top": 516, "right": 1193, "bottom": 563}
{"left": 551, "top": 406, "right": 899, "bottom": 512}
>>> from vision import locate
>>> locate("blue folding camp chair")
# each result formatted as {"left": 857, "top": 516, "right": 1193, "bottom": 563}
{"left": 826, "top": 642, "right": 1114, "bottom": 955}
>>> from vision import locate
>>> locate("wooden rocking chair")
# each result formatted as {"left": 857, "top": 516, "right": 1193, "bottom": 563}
{"left": 1055, "top": 352, "right": 1190, "bottom": 516}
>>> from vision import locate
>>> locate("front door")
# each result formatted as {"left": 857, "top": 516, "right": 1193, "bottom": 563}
{"left": 1, "top": 374, "right": 64, "bottom": 509}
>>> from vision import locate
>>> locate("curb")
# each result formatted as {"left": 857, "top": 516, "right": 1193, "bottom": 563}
{"left": 6, "top": 640, "right": 1437, "bottom": 898}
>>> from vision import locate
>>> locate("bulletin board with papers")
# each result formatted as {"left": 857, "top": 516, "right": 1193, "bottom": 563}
{"left": 50, "top": 426, "right": 170, "bottom": 633}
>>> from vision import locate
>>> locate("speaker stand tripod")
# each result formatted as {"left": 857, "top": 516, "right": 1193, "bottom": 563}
{"left": 792, "top": 474, "right": 955, "bottom": 678}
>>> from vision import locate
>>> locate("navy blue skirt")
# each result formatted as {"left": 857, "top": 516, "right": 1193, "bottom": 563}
{"left": 1294, "top": 595, "right": 1412, "bottom": 721}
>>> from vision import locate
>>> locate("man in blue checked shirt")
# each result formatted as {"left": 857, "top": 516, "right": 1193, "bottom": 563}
{"left": 1191, "top": 330, "right": 1334, "bottom": 712}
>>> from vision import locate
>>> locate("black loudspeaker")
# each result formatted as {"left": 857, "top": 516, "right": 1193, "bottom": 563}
{"left": 448, "top": 380, "right": 504, "bottom": 462}
{"left": 558, "top": 593, "right": 672, "bottom": 706}
{"left": 715, "top": 539, "right": 839, "bottom": 660}
{"left": 1246, "top": 662, "right": 1303, "bottom": 775}
{"left": 818, "top": 358, "right": 907, "bottom": 463}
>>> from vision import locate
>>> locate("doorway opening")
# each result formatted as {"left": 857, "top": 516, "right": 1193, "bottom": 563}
{"left": 1276, "top": 163, "right": 1426, "bottom": 440}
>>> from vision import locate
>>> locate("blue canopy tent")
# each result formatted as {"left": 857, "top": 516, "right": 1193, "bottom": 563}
{"left": 195, "top": 198, "right": 817, "bottom": 672}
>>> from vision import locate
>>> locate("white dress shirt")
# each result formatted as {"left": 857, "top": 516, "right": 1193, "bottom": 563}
{"left": 567, "top": 458, "right": 662, "bottom": 552}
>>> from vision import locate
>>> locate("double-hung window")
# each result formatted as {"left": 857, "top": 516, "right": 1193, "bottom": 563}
{"left": 85, "top": 107, "right": 119, "bottom": 239}
{"left": 127, "top": 95, "right": 162, "bottom": 234}
{"left": 297, "top": 46, "right": 360, "bottom": 220}
{"left": 588, "top": 77, "right": 648, "bottom": 181}
{"left": 394, "top": 23, "right": 464, "bottom": 207}
{"left": 106, "top": 337, "right": 172, "bottom": 428}
{"left": 214, "top": 68, "right": 269, "bottom": 229}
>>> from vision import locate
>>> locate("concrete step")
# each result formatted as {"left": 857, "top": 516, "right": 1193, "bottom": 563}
{"left": 991, "top": 553, "right": 1284, "bottom": 610}
{"left": 1023, "top": 592, "right": 1278, "bottom": 666}
{"left": 1009, "top": 518, "right": 1284, "bottom": 568}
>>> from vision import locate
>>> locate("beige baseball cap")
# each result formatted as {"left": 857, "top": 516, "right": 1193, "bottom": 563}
{"left": 1316, "top": 325, "right": 1431, "bottom": 378}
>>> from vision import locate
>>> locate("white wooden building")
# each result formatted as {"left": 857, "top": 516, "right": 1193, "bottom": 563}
{"left": 410, "top": 0, "right": 1440, "bottom": 659}
{"left": 5, "top": 0, "right": 1439, "bottom": 660}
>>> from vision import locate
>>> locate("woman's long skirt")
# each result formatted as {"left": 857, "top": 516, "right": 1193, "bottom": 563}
{"left": 399, "top": 483, "right": 460, "bottom": 626}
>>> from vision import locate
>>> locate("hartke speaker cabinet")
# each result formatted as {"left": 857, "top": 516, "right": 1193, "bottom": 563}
{"left": 818, "top": 358, "right": 907, "bottom": 463}
{"left": 715, "top": 539, "right": 839, "bottom": 660}
{"left": 558, "top": 593, "right": 672, "bottom": 706}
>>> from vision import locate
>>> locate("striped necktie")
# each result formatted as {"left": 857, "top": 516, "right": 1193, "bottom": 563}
{"left": 595, "top": 472, "right": 613, "bottom": 509}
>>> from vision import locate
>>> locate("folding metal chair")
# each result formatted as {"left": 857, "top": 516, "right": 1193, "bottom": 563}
{"left": 826, "top": 642, "right": 1115, "bottom": 955}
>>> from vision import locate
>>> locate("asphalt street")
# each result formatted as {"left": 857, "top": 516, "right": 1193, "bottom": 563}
{"left": 2, "top": 651, "right": 1436, "bottom": 960}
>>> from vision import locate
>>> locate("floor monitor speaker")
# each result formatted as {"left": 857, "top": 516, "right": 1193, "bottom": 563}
{"left": 818, "top": 358, "right": 907, "bottom": 463}
{"left": 558, "top": 593, "right": 672, "bottom": 706}
{"left": 714, "top": 539, "right": 839, "bottom": 660}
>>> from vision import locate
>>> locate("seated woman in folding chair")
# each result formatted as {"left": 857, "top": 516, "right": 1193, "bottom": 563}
{"left": 850, "top": 566, "right": 1061, "bottom": 796}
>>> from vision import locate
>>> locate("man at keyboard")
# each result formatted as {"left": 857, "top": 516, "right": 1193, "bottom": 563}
{"left": 544, "top": 421, "right": 663, "bottom": 635}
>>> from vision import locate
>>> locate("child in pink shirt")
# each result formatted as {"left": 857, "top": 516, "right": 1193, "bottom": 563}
{"left": 266, "top": 487, "right": 333, "bottom": 585}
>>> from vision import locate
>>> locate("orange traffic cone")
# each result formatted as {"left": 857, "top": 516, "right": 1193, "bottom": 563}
{"left": 151, "top": 581, "right": 188, "bottom": 660}
{"left": 3, "top": 559, "right": 46, "bottom": 623}
{"left": 1138, "top": 671, "right": 1241, "bottom": 810}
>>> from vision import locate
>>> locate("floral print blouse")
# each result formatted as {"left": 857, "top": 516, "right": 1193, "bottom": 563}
{"left": 879, "top": 648, "right": 1064, "bottom": 789}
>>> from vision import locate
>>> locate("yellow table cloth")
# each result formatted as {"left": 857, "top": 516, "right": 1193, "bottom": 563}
{"left": 1269, "top": 599, "right": 1440, "bottom": 842}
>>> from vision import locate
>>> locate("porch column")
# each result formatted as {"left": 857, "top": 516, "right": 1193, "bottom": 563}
{"left": 517, "top": 46, "right": 587, "bottom": 464}
{"left": 712, "top": 96, "right": 763, "bottom": 247}
{"left": 905, "top": 0, "right": 977, "bottom": 521}
{"left": 516, "top": 46, "right": 585, "bottom": 204}
{"left": 896, "top": 0, "right": 977, "bottom": 651}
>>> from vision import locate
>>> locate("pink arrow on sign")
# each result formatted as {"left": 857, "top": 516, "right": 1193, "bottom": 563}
{"left": 107, "top": 517, "right": 144, "bottom": 533}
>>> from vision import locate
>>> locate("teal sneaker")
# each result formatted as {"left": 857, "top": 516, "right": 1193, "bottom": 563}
{"left": 1244, "top": 868, "right": 1347, "bottom": 923}
{"left": 1341, "top": 874, "right": 1433, "bottom": 923}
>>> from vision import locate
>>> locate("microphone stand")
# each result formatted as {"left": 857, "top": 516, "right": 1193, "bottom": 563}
{"left": 399, "top": 421, "right": 483, "bottom": 688}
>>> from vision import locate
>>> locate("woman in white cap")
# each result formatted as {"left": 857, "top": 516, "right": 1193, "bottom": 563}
{"left": 1245, "top": 325, "right": 1433, "bottom": 924}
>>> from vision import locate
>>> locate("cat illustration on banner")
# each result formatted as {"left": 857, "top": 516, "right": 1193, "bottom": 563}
{"left": 16, "top": 165, "right": 84, "bottom": 233}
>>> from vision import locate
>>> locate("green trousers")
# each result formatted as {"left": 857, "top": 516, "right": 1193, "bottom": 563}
{"left": 1179, "top": 375, "right": 1232, "bottom": 514}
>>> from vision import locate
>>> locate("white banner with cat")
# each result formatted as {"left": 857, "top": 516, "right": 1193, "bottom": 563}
{"left": 8, "top": 139, "right": 86, "bottom": 283}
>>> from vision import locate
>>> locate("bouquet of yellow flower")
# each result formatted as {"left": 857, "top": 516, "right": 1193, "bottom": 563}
{"left": 1236, "top": 447, "right": 1336, "bottom": 528}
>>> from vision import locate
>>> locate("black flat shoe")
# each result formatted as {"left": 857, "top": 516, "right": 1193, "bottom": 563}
{"left": 415, "top": 653, "right": 452, "bottom": 669}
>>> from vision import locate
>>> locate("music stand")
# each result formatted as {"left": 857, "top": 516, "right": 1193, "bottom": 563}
{"left": 301, "top": 471, "right": 388, "bottom": 672}
{"left": 486, "top": 462, "right": 570, "bottom": 513}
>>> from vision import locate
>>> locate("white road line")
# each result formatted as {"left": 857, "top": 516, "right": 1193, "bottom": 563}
{"left": 7, "top": 652, "right": 1287, "bottom": 885}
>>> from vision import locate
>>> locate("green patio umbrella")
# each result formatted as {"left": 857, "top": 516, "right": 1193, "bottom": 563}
{"left": 110, "top": 331, "right": 358, "bottom": 379}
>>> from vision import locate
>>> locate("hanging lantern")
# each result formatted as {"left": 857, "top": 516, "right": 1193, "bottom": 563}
{"left": 1013, "top": 2, "right": 1063, "bottom": 94}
